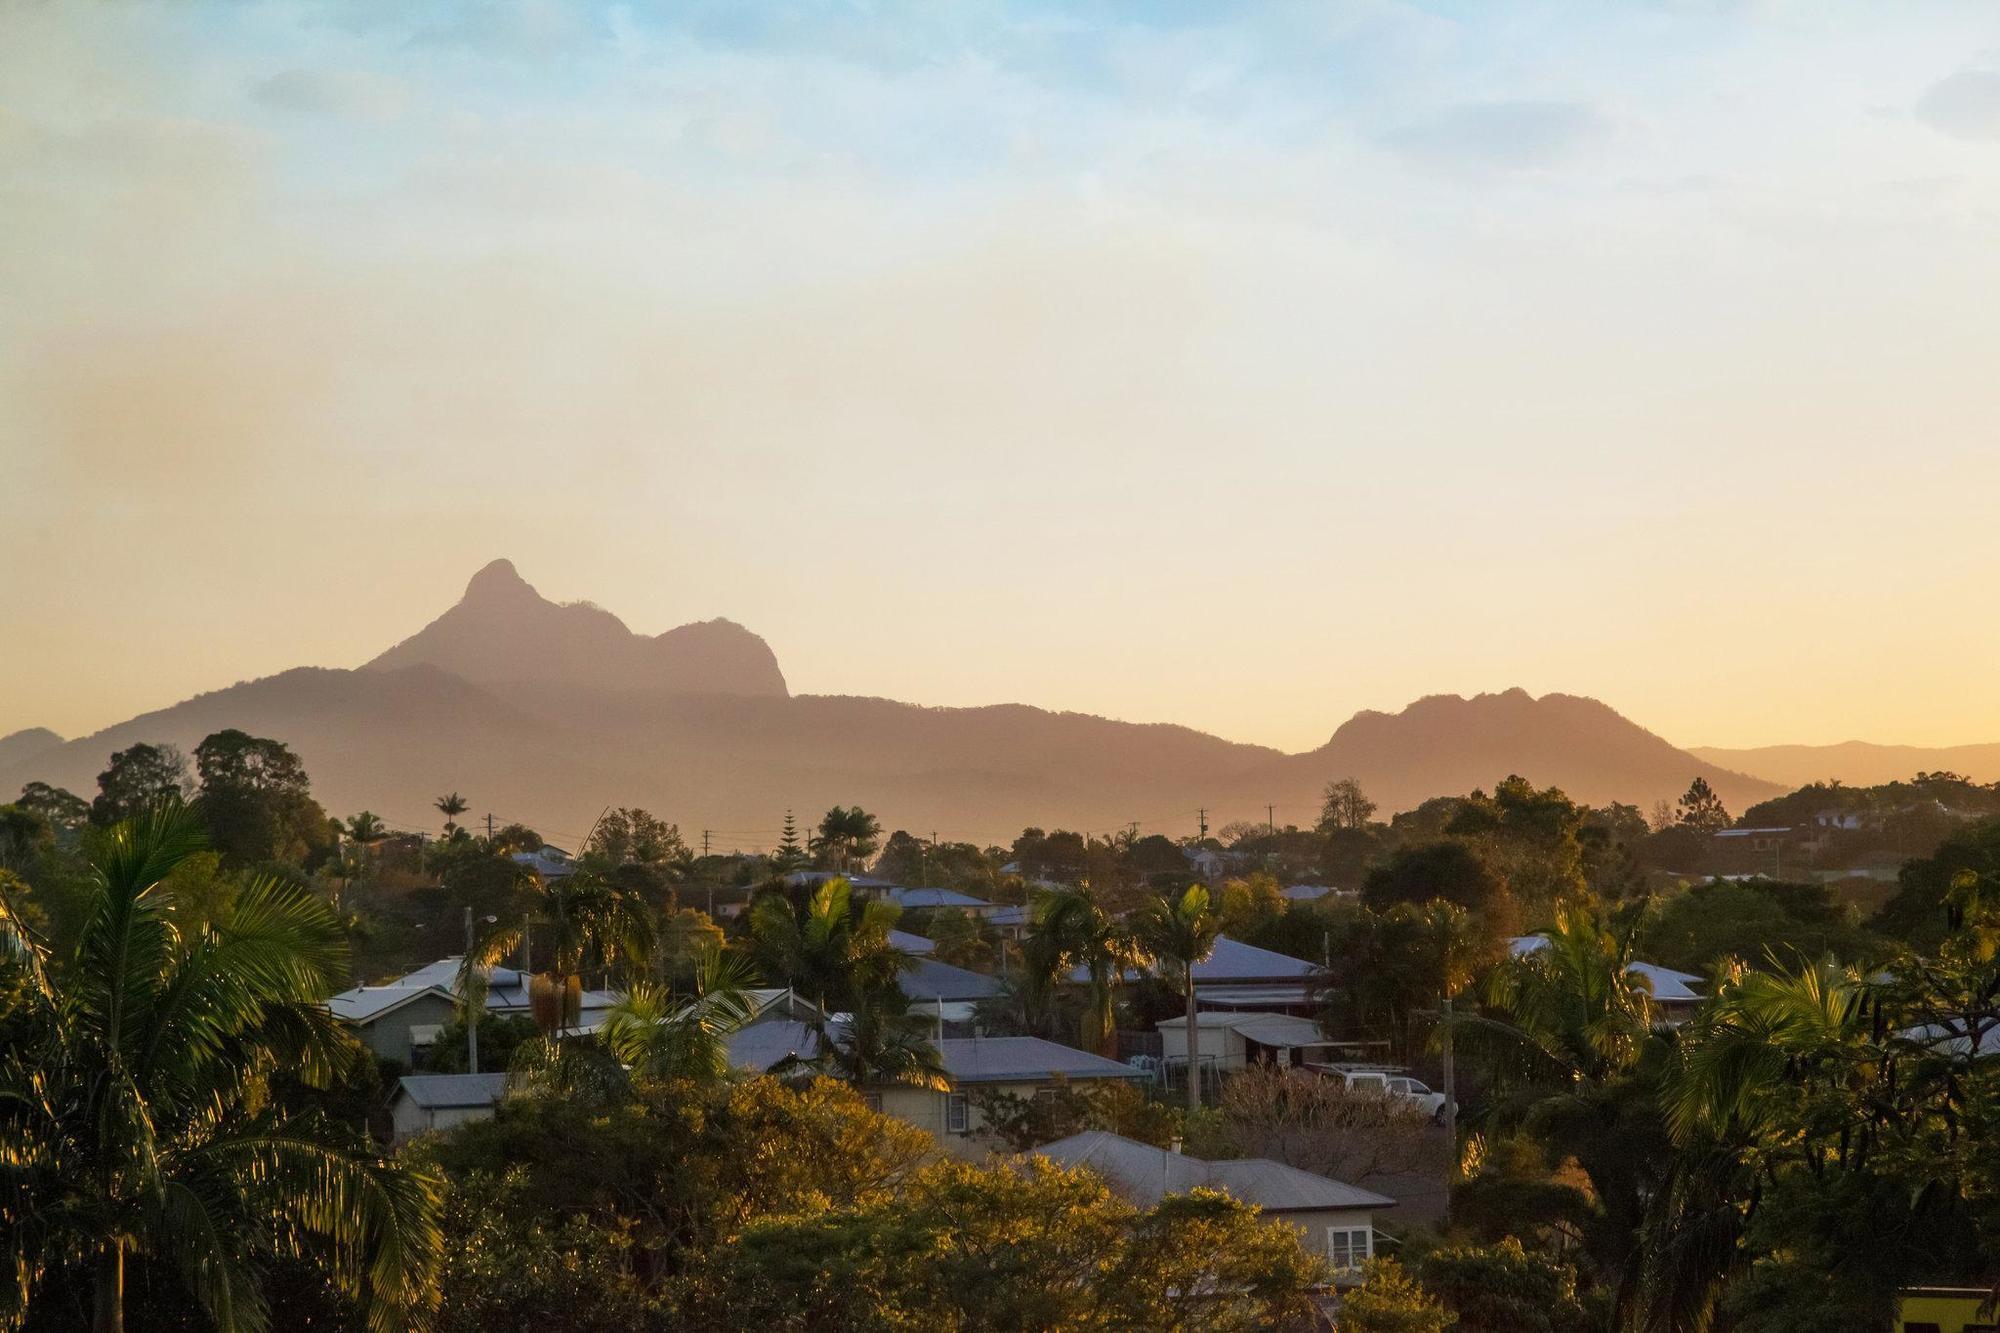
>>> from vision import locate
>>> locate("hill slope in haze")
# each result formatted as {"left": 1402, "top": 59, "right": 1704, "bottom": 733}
{"left": 1690, "top": 741, "right": 2000, "bottom": 789}
{"left": 0, "top": 561, "right": 1778, "bottom": 845}
{"left": 0, "top": 728, "right": 64, "bottom": 772}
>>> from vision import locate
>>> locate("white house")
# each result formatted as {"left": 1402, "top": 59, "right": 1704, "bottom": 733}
{"left": 1508, "top": 936, "right": 1705, "bottom": 1023}
{"left": 327, "top": 957, "right": 621, "bottom": 1062}
{"left": 1157, "top": 1010, "right": 1347, "bottom": 1078}
{"left": 387, "top": 1073, "right": 511, "bottom": 1141}
{"left": 1036, "top": 1131, "right": 1392, "bottom": 1280}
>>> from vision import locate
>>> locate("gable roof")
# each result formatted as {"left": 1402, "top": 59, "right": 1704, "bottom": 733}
{"left": 394, "top": 1073, "right": 511, "bottom": 1111}
{"left": 729, "top": 1019, "right": 824, "bottom": 1072}
{"left": 937, "top": 1036, "right": 1144, "bottom": 1083}
{"left": 1157, "top": 1011, "right": 1331, "bottom": 1048}
{"left": 1069, "top": 934, "right": 1320, "bottom": 987}
{"left": 887, "top": 886, "right": 993, "bottom": 910}
{"left": 899, "top": 957, "right": 1004, "bottom": 1003}
{"left": 889, "top": 929, "right": 936, "bottom": 955}
{"left": 327, "top": 984, "right": 456, "bottom": 1024}
{"left": 1037, "top": 1131, "right": 1393, "bottom": 1211}
{"left": 1508, "top": 938, "right": 1705, "bottom": 1003}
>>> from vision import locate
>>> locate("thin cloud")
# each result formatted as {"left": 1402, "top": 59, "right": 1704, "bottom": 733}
{"left": 1381, "top": 99, "right": 1615, "bottom": 173}
{"left": 1916, "top": 67, "right": 2000, "bottom": 141}
{"left": 252, "top": 68, "right": 410, "bottom": 122}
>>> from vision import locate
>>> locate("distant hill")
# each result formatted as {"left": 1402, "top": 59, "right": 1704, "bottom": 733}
{"left": 1689, "top": 741, "right": 2000, "bottom": 790}
{"left": 1216, "top": 689, "right": 1781, "bottom": 822}
{"left": 0, "top": 727, "right": 64, "bottom": 773}
{"left": 0, "top": 561, "right": 1780, "bottom": 845}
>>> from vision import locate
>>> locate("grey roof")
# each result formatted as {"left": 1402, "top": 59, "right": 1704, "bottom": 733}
{"left": 395, "top": 1073, "right": 511, "bottom": 1110}
{"left": 1158, "top": 1011, "right": 1332, "bottom": 1048}
{"left": 889, "top": 929, "right": 936, "bottom": 955}
{"left": 987, "top": 904, "right": 1030, "bottom": 928}
{"left": 887, "top": 886, "right": 993, "bottom": 910}
{"left": 729, "top": 1019, "right": 824, "bottom": 1072}
{"left": 510, "top": 846, "right": 577, "bottom": 878}
{"left": 1070, "top": 934, "right": 1321, "bottom": 986}
{"left": 1281, "top": 884, "right": 1340, "bottom": 901}
{"left": 782, "top": 872, "right": 898, "bottom": 890}
{"left": 1901, "top": 1020, "right": 2000, "bottom": 1058}
{"left": 327, "top": 983, "right": 456, "bottom": 1024}
{"left": 1509, "top": 938, "right": 1704, "bottom": 1002}
{"left": 899, "top": 957, "right": 1004, "bottom": 1003}
{"left": 335, "top": 957, "right": 620, "bottom": 1020}
{"left": 938, "top": 1036, "right": 1145, "bottom": 1083}
{"left": 1038, "top": 1131, "right": 1393, "bottom": 1211}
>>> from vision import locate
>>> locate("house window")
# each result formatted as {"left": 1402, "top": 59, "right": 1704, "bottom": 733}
{"left": 1326, "top": 1226, "right": 1372, "bottom": 1273}
{"left": 863, "top": 1092, "right": 883, "bottom": 1114}
{"left": 1033, "top": 1087, "right": 1061, "bottom": 1106}
{"left": 946, "top": 1093, "right": 970, "bottom": 1134}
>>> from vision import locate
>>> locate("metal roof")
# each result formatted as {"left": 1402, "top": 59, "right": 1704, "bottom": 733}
{"left": 888, "top": 929, "right": 936, "bottom": 955}
{"left": 330, "top": 957, "right": 621, "bottom": 1022}
{"left": 327, "top": 984, "right": 456, "bottom": 1024}
{"left": 887, "top": 886, "right": 994, "bottom": 910}
{"left": 1037, "top": 1131, "right": 1393, "bottom": 1211}
{"left": 1508, "top": 938, "right": 1704, "bottom": 1002}
{"left": 938, "top": 1036, "right": 1145, "bottom": 1084}
{"left": 394, "top": 1073, "right": 511, "bottom": 1110}
{"left": 728, "top": 1020, "right": 823, "bottom": 1072}
{"left": 1158, "top": 1011, "right": 1331, "bottom": 1048}
{"left": 1071, "top": 935, "right": 1322, "bottom": 987}
{"left": 899, "top": 957, "right": 1004, "bottom": 1003}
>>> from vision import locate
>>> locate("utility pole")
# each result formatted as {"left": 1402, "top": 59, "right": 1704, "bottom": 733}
{"left": 1266, "top": 804, "right": 1275, "bottom": 835}
{"left": 1197, "top": 808, "right": 1207, "bottom": 840}
{"left": 485, "top": 812, "right": 494, "bottom": 841}
{"left": 1442, "top": 992, "right": 1458, "bottom": 1176}
{"left": 702, "top": 829, "right": 712, "bottom": 857}
{"left": 464, "top": 906, "right": 479, "bottom": 1075}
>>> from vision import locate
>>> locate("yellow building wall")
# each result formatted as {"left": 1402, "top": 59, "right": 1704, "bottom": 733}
{"left": 1897, "top": 1288, "right": 1997, "bottom": 1333}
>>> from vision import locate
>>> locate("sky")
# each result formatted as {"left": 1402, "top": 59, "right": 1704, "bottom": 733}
{"left": 4, "top": 0, "right": 2000, "bottom": 755}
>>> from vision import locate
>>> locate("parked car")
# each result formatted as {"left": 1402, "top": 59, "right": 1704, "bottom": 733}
{"left": 1326, "top": 1066, "right": 1453, "bottom": 1121}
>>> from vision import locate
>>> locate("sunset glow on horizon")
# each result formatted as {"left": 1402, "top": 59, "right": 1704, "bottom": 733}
{"left": 6, "top": 1, "right": 2000, "bottom": 754}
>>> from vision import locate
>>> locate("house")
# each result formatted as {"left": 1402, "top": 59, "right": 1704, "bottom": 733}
{"left": 898, "top": 956, "right": 1004, "bottom": 1023}
{"left": 889, "top": 928, "right": 936, "bottom": 955}
{"left": 886, "top": 1037, "right": 1149, "bottom": 1153}
{"left": 327, "top": 957, "right": 621, "bottom": 1062}
{"left": 1183, "top": 847, "right": 1227, "bottom": 882}
{"left": 725, "top": 1027, "right": 1146, "bottom": 1152}
{"left": 885, "top": 885, "right": 997, "bottom": 916}
{"left": 1895, "top": 1287, "right": 2000, "bottom": 1333}
{"left": 1282, "top": 884, "right": 1346, "bottom": 903}
{"left": 509, "top": 845, "right": 577, "bottom": 880}
{"left": 329, "top": 982, "right": 461, "bottom": 1062}
{"left": 1157, "top": 1011, "right": 1347, "bottom": 1078}
{"left": 1508, "top": 937, "right": 1705, "bottom": 1024}
{"left": 1036, "top": 1131, "right": 1393, "bottom": 1278}
{"left": 387, "top": 1073, "right": 511, "bottom": 1141}
{"left": 1074, "top": 935, "right": 1323, "bottom": 1014}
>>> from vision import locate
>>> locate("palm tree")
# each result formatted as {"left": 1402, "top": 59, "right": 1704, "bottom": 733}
{"left": 0, "top": 802, "right": 439, "bottom": 1332}
{"left": 433, "top": 792, "right": 468, "bottom": 841}
{"left": 1477, "top": 905, "right": 1656, "bottom": 1087}
{"left": 1037, "top": 886, "right": 1147, "bottom": 1058}
{"left": 808, "top": 806, "right": 882, "bottom": 874}
{"left": 797, "top": 993, "right": 951, "bottom": 1092}
{"left": 345, "top": 810, "right": 387, "bottom": 846}
{"left": 744, "top": 876, "right": 909, "bottom": 1013}
{"left": 466, "top": 865, "right": 654, "bottom": 1036}
{"left": 1135, "top": 884, "right": 1223, "bottom": 1111}
{"left": 598, "top": 945, "right": 757, "bottom": 1084}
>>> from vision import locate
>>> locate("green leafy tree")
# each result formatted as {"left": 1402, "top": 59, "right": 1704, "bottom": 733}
{"left": 583, "top": 808, "right": 690, "bottom": 871}
{"left": 0, "top": 802, "right": 440, "bottom": 1331}
{"left": 1135, "top": 884, "right": 1223, "bottom": 1110}
{"left": 90, "top": 742, "right": 190, "bottom": 826}
{"left": 1412, "top": 1238, "right": 1591, "bottom": 1333}
{"left": 1364, "top": 841, "right": 1515, "bottom": 929}
{"left": 194, "top": 729, "right": 334, "bottom": 869}
{"left": 16, "top": 781, "right": 89, "bottom": 834}
{"left": 598, "top": 946, "right": 757, "bottom": 1084}
{"left": 1339, "top": 1258, "right": 1455, "bottom": 1333}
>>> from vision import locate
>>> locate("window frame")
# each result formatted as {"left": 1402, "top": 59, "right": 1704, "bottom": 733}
{"left": 946, "top": 1092, "right": 970, "bottom": 1134}
{"left": 1325, "top": 1225, "right": 1372, "bottom": 1273}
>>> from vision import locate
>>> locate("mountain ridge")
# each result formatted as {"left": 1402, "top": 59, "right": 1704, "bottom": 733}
{"left": 0, "top": 561, "right": 1783, "bottom": 843}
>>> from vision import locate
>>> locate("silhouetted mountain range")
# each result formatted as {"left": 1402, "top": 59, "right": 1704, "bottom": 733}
{"left": 1, "top": 561, "right": 1784, "bottom": 845}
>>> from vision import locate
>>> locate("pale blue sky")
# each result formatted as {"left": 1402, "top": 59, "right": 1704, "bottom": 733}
{"left": 5, "top": 1, "right": 2000, "bottom": 751}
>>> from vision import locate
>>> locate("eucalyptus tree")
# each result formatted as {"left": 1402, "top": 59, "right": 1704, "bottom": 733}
{"left": 0, "top": 802, "right": 440, "bottom": 1332}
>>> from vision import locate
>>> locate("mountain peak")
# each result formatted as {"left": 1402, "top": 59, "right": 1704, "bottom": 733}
{"left": 463, "top": 557, "right": 534, "bottom": 605}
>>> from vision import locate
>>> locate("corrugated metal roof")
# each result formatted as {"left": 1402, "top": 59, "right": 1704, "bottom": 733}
{"left": 1037, "top": 1131, "right": 1393, "bottom": 1211}
{"left": 327, "top": 984, "right": 456, "bottom": 1023}
{"left": 729, "top": 1020, "right": 823, "bottom": 1072}
{"left": 899, "top": 957, "right": 1004, "bottom": 1003}
{"left": 395, "top": 1073, "right": 511, "bottom": 1110}
{"left": 889, "top": 929, "right": 935, "bottom": 955}
{"left": 1071, "top": 935, "right": 1322, "bottom": 987}
{"left": 1509, "top": 938, "right": 1705, "bottom": 1003}
{"left": 888, "top": 886, "right": 993, "bottom": 910}
{"left": 939, "top": 1036, "right": 1145, "bottom": 1083}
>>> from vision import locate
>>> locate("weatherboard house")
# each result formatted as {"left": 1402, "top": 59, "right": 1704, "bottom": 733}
{"left": 327, "top": 957, "right": 620, "bottom": 1062}
{"left": 1036, "top": 1131, "right": 1392, "bottom": 1279}
{"left": 1070, "top": 935, "right": 1325, "bottom": 1015}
